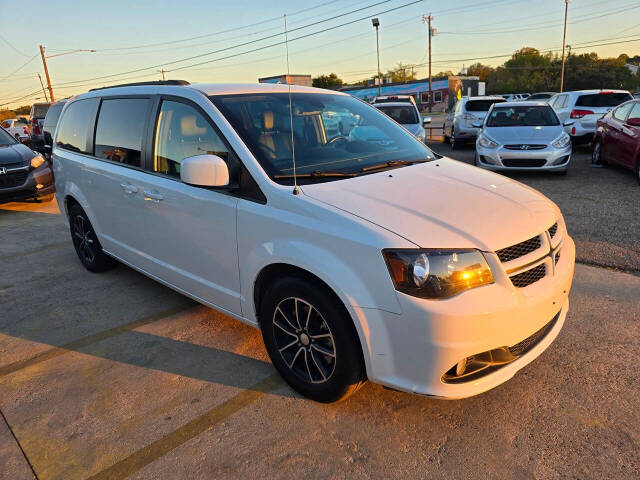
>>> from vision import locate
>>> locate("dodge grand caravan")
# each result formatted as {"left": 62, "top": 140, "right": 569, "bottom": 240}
{"left": 54, "top": 81, "right": 575, "bottom": 402}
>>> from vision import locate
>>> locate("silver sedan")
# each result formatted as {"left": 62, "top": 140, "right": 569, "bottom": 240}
{"left": 474, "top": 102, "right": 573, "bottom": 174}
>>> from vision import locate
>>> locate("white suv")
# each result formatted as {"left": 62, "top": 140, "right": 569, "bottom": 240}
{"left": 549, "top": 89, "right": 633, "bottom": 144}
{"left": 54, "top": 81, "right": 575, "bottom": 402}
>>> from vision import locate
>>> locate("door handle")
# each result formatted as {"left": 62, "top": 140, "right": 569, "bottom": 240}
{"left": 143, "top": 189, "right": 164, "bottom": 202}
{"left": 120, "top": 182, "right": 138, "bottom": 194}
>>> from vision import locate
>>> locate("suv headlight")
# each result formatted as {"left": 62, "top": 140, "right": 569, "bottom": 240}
{"left": 478, "top": 134, "right": 498, "bottom": 149}
{"left": 30, "top": 155, "right": 45, "bottom": 169}
{"left": 552, "top": 133, "right": 571, "bottom": 149}
{"left": 382, "top": 249, "right": 494, "bottom": 299}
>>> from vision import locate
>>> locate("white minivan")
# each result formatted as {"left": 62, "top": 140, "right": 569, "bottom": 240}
{"left": 54, "top": 81, "right": 575, "bottom": 402}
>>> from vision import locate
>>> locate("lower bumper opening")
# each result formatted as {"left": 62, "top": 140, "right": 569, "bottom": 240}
{"left": 442, "top": 311, "right": 561, "bottom": 384}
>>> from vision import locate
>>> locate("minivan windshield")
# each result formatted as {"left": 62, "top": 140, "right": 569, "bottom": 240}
{"left": 0, "top": 127, "right": 17, "bottom": 146}
{"left": 486, "top": 105, "right": 559, "bottom": 127}
{"left": 210, "top": 93, "right": 436, "bottom": 184}
{"left": 375, "top": 105, "right": 419, "bottom": 124}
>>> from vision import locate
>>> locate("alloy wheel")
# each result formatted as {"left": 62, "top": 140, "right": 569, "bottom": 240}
{"left": 272, "top": 297, "right": 336, "bottom": 384}
{"left": 73, "top": 215, "right": 96, "bottom": 264}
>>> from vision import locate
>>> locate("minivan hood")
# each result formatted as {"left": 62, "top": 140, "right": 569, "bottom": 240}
{"left": 0, "top": 143, "right": 34, "bottom": 166}
{"left": 483, "top": 125, "right": 563, "bottom": 145}
{"left": 301, "top": 158, "right": 558, "bottom": 251}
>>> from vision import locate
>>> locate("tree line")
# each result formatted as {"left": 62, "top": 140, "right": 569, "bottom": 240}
{"left": 312, "top": 48, "right": 640, "bottom": 93}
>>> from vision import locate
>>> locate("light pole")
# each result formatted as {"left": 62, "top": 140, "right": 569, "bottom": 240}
{"left": 560, "top": 0, "right": 569, "bottom": 93}
{"left": 423, "top": 14, "right": 434, "bottom": 113}
{"left": 372, "top": 18, "right": 381, "bottom": 96}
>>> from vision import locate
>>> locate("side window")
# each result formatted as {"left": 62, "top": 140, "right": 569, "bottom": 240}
{"left": 56, "top": 98, "right": 97, "bottom": 154}
{"left": 94, "top": 98, "right": 150, "bottom": 167}
{"left": 613, "top": 102, "right": 633, "bottom": 121}
{"left": 627, "top": 102, "right": 640, "bottom": 121}
{"left": 559, "top": 95, "right": 569, "bottom": 108}
{"left": 434, "top": 91, "right": 442, "bottom": 102}
{"left": 153, "top": 100, "right": 228, "bottom": 178}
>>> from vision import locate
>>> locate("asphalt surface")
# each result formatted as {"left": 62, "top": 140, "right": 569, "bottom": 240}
{"left": 1, "top": 186, "right": 639, "bottom": 479}
{"left": 426, "top": 139, "right": 640, "bottom": 274}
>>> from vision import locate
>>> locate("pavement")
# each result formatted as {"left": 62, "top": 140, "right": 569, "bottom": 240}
{"left": 1, "top": 161, "right": 639, "bottom": 479}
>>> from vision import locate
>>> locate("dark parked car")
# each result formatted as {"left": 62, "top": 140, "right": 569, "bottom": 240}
{"left": 29, "top": 102, "right": 51, "bottom": 141}
{"left": 592, "top": 99, "right": 640, "bottom": 184}
{"left": 0, "top": 126, "right": 54, "bottom": 203}
{"left": 41, "top": 99, "right": 67, "bottom": 159}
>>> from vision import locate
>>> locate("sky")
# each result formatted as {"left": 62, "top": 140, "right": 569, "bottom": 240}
{"left": 1, "top": 0, "right": 639, "bottom": 109}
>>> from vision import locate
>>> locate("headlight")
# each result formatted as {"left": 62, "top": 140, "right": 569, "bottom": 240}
{"left": 30, "top": 155, "right": 45, "bottom": 169}
{"left": 382, "top": 249, "right": 494, "bottom": 299}
{"left": 478, "top": 135, "right": 498, "bottom": 149}
{"left": 552, "top": 133, "right": 571, "bottom": 149}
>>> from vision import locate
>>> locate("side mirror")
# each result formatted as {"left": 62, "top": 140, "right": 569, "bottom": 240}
{"left": 180, "top": 154, "right": 229, "bottom": 187}
{"left": 626, "top": 117, "right": 640, "bottom": 127}
{"left": 471, "top": 121, "right": 483, "bottom": 128}
{"left": 423, "top": 116, "right": 432, "bottom": 125}
{"left": 563, "top": 120, "right": 575, "bottom": 127}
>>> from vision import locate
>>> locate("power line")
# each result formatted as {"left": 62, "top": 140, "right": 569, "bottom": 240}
{"left": 0, "top": 54, "right": 39, "bottom": 82}
{"left": 49, "top": 0, "right": 419, "bottom": 88}
{"left": 0, "top": 33, "right": 30, "bottom": 57}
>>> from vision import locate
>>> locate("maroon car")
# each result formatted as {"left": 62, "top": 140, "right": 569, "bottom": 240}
{"left": 592, "top": 99, "right": 640, "bottom": 184}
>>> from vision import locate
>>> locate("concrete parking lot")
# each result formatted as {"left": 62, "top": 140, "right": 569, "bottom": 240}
{"left": 1, "top": 146, "right": 639, "bottom": 479}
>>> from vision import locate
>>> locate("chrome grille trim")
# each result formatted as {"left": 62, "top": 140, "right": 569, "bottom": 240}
{"left": 503, "top": 144, "right": 547, "bottom": 150}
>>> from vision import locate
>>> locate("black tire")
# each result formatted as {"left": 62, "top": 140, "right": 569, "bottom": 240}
{"left": 259, "top": 276, "right": 366, "bottom": 403}
{"left": 450, "top": 129, "right": 457, "bottom": 150}
{"left": 68, "top": 204, "right": 116, "bottom": 272}
{"left": 591, "top": 139, "right": 607, "bottom": 166}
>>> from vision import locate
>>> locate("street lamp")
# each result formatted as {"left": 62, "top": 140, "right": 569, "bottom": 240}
{"left": 372, "top": 18, "right": 381, "bottom": 96}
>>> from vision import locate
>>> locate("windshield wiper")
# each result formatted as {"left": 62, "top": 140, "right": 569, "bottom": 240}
{"left": 361, "top": 159, "right": 429, "bottom": 173}
{"left": 273, "top": 170, "right": 358, "bottom": 180}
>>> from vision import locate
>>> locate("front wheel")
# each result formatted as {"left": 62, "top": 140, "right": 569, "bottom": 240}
{"left": 259, "top": 277, "right": 366, "bottom": 403}
{"left": 591, "top": 139, "right": 606, "bottom": 166}
{"left": 450, "top": 130, "right": 457, "bottom": 150}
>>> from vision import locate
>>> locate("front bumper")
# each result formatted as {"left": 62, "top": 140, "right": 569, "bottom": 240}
{"left": 0, "top": 163, "right": 55, "bottom": 204}
{"left": 476, "top": 143, "right": 572, "bottom": 171}
{"left": 354, "top": 234, "right": 575, "bottom": 399}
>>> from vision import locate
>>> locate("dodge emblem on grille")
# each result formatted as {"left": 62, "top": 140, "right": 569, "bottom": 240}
{"left": 0, "top": 167, "right": 6, "bottom": 175}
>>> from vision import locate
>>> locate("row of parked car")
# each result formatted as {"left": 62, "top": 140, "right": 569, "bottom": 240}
{"left": 441, "top": 89, "right": 640, "bottom": 183}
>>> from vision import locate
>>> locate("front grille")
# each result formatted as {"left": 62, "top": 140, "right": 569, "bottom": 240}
{"left": 548, "top": 222, "right": 558, "bottom": 238}
{"left": 508, "top": 313, "right": 559, "bottom": 356}
{"left": 555, "top": 251, "right": 560, "bottom": 265}
{"left": 496, "top": 235, "right": 542, "bottom": 263}
{"left": 503, "top": 144, "right": 547, "bottom": 150}
{"left": 0, "top": 171, "right": 28, "bottom": 188}
{"left": 510, "top": 264, "right": 546, "bottom": 288}
{"left": 502, "top": 158, "right": 547, "bottom": 167}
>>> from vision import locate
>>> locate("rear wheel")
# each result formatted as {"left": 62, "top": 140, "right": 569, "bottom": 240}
{"left": 69, "top": 204, "right": 116, "bottom": 272}
{"left": 259, "top": 277, "right": 366, "bottom": 403}
{"left": 450, "top": 130, "right": 457, "bottom": 150}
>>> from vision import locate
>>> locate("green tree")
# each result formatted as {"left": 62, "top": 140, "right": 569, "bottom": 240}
{"left": 385, "top": 63, "right": 416, "bottom": 83}
{"left": 0, "top": 109, "right": 17, "bottom": 122}
{"left": 312, "top": 73, "right": 344, "bottom": 89}
{"left": 467, "top": 63, "right": 494, "bottom": 82}
{"left": 14, "top": 105, "right": 31, "bottom": 115}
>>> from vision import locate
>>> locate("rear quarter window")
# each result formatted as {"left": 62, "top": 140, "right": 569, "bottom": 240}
{"left": 32, "top": 104, "right": 50, "bottom": 118}
{"left": 56, "top": 99, "right": 98, "bottom": 154}
{"left": 576, "top": 92, "right": 632, "bottom": 108}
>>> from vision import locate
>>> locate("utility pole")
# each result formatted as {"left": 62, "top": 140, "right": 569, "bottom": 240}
{"left": 372, "top": 18, "right": 381, "bottom": 96}
{"left": 560, "top": 0, "right": 569, "bottom": 93}
{"left": 423, "top": 14, "right": 434, "bottom": 112}
{"left": 39, "top": 45, "right": 54, "bottom": 102}
{"left": 158, "top": 68, "right": 167, "bottom": 81}
{"left": 37, "top": 74, "right": 49, "bottom": 102}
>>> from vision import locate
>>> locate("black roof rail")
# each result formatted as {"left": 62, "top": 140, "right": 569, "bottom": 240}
{"left": 89, "top": 80, "right": 190, "bottom": 92}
